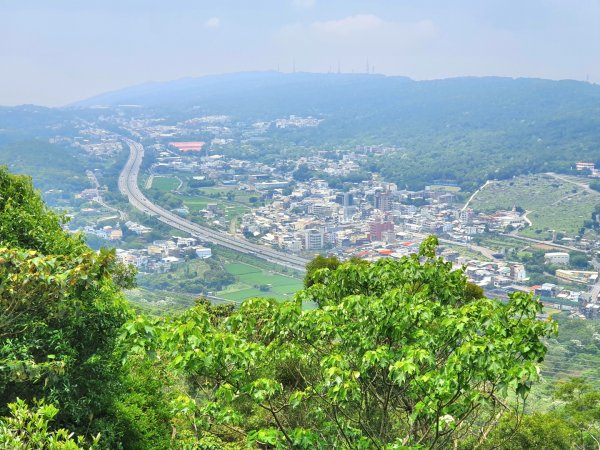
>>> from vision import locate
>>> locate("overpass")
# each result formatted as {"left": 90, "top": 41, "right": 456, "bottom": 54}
{"left": 118, "top": 139, "right": 308, "bottom": 272}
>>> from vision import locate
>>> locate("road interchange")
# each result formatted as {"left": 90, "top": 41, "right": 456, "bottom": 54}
{"left": 118, "top": 139, "right": 308, "bottom": 273}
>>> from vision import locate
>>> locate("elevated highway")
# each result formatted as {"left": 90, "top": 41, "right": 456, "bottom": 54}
{"left": 118, "top": 139, "right": 308, "bottom": 272}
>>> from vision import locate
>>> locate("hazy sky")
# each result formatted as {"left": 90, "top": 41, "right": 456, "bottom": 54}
{"left": 2, "top": 0, "right": 600, "bottom": 106}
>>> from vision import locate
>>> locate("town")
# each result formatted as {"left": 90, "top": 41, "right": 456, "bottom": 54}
{"left": 50, "top": 111, "right": 600, "bottom": 316}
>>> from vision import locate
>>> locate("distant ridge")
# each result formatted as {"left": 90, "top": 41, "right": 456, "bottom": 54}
{"left": 65, "top": 71, "right": 600, "bottom": 191}
{"left": 71, "top": 71, "right": 406, "bottom": 111}
{"left": 70, "top": 71, "right": 600, "bottom": 124}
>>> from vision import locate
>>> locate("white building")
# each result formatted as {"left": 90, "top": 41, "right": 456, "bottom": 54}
{"left": 177, "top": 237, "right": 197, "bottom": 247}
{"left": 544, "top": 252, "right": 570, "bottom": 265}
{"left": 285, "top": 239, "right": 303, "bottom": 253}
{"left": 510, "top": 264, "right": 527, "bottom": 282}
{"left": 195, "top": 247, "right": 212, "bottom": 259}
{"left": 304, "top": 228, "right": 325, "bottom": 250}
{"left": 459, "top": 209, "right": 473, "bottom": 224}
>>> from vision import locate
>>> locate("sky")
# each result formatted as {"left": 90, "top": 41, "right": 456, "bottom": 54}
{"left": 2, "top": 0, "right": 600, "bottom": 106}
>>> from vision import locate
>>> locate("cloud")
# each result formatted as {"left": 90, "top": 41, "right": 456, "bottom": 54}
{"left": 279, "top": 15, "right": 436, "bottom": 45}
{"left": 311, "top": 14, "right": 384, "bottom": 34}
{"left": 275, "top": 15, "right": 438, "bottom": 75}
{"left": 293, "top": 0, "right": 315, "bottom": 8}
{"left": 205, "top": 17, "right": 220, "bottom": 29}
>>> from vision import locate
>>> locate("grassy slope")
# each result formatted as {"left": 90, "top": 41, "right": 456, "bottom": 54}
{"left": 470, "top": 174, "right": 598, "bottom": 237}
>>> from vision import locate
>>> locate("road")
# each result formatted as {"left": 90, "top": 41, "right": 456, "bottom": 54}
{"left": 499, "top": 233, "right": 581, "bottom": 252}
{"left": 411, "top": 231, "right": 499, "bottom": 261}
{"left": 86, "top": 170, "right": 127, "bottom": 220}
{"left": 118, "top": 139, "right": 308, "bottom": 273}
{"left": 546, "top": 172, "right": 600, "bottom": 196}
{"left": 461, "top": 180, "right": 493, "bottom": 212}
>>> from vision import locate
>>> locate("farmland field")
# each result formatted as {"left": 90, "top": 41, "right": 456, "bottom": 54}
{"left": 470, "top": 174, "right": 598, "bottom": 238}
{"left": 224, "top": 262, "right": 260, "bottom": 275}
{"left": 151, "top": 176, "right": 180, "bottom": 191}
{"left": 182, "top": 198, "right": 210, "bottom": 210}
{"left": 179, "top": 192, "right": 251, "bottom": 222}
{"left": 218, "top": 262, "right": 303, "bottom": 301}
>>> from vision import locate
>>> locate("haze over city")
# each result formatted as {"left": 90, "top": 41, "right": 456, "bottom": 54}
{"left": 2, "top": 0, "right": 600, "bottom": 106}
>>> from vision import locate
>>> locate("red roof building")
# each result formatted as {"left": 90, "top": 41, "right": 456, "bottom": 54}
{"left": 169, "top": 141, "right": 206, "bottom": 152}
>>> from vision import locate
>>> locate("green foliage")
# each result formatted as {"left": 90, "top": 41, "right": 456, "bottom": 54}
{"left": 303, "top": 254, "right": 341, "bottom": 288}
{"left": 292, "top": 164, "right": 316, "bottom": 182}
{"left": 0, "top": 141, "right": 88, "bottom": 197}
{"left": 481, "top": 378, "right": 600, "bottom": 450}
{"left": 0, "top": 166, "right": 85, "bottom": 255}
{"left": 144, "top": 189, "right": 183, "bottom": 209}
{"left": 569, "top": 252, "right": 590, "bottom": 269}
{"left": 123, "top": 236, "right": 555, "bottom": 449}
{"left": 138, "top": 257, "right": 235, "bottom": 294}
{"left": 536, "top": 315, "right": 600, "bottom": 388}
{"left": 111, "top": 356, "right": 177, "bottom": 450}
{"left": 322, "top": 170, "right": 372, "bottom": 190}
{"left": 0, "top": 398, "right": 100, "bottom": 449}
{"left": 188, "top": 178, "right": 216, "bottom": 188}
{"left": 480, "top": 412, "right": 574, "bottom": 450}
{"left": 464, "top": 282, "right": 485, "bottom": 301}
{"left": 0, "top": 167, "right": 133, "bottom": 446}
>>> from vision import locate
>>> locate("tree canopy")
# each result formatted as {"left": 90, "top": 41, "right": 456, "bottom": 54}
{"left": 123, "top": 237, "right": 556, "bottom": 449}
{"left": 0, "top": 167, "right": 135, "bottom": 446}
{"left": 0, "top": 165, "right": 570, "bottom": 448}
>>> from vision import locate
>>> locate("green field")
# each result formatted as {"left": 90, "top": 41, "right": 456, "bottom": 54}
{"left": 214, "top": 246, "right": 303, "bottom": 278}
{"left": 187, "top": 186, "right": 262, "bottom": 206}
{"left": 441, "top": 243, "right": 487, "bottom": 261}
{"left": 473, "top": 235, "right": 531, "bottom": 253}
{"left": 180, "top": 200, "right": 251, "bottom": 226}
{"left": 224, "top": 262, "right": 260, "bottom": 275}
{"left": 151, "top": 176, "right": 180, "bottom": 191}
{"left": 470, "top": 174, "right": 598, "bottom": 237}
{"left": 218, "top": 262, "right": 303, "bottom": 302}
{"left": 182, "top": 198, "right": 210, "bottom": 210}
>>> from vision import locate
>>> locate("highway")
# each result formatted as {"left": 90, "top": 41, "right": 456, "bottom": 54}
{"left": 118, "top": 139, "right": 308, "bottom": 272}
{"left": 499, "top": 233, "right": 581, "bottom": 252}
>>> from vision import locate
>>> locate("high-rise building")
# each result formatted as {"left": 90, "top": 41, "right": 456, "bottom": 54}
{"left": 459, "top": 208, "right": 473, "bottom": 224}
{"left": 375, "top": 191, "right": 392, "bottom": 212}
{"left": 335, "top": 192, "right": 354, "bottom": 207}
{"left": 369, "top": 221, "right": 394, "bottom": 242}
{"left": 304, "top": 228, "right": 325, "bottom": 250}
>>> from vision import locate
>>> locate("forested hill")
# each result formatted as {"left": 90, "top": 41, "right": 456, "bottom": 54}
{"left": 73, "top": 72, "right": 600, "bottom": 126}
{"left": 72, "top": 72, "right": 600, "bottom": 190}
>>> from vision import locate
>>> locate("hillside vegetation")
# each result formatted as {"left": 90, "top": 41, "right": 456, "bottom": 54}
{"left": 75, "top": 73, "right": 600, "bottom": 190}
{"left": 470, "top": 174, "right": 599, "bottom": 237}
